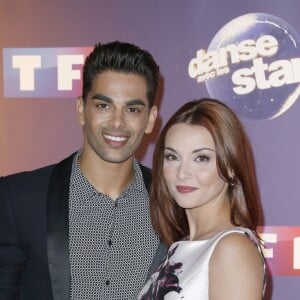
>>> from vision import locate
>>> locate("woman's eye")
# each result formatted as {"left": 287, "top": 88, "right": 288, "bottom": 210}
{"left": 196, "top": 155, "right": 209, "bottom": 163}
{"left": 164, "top": 153, "right": 178, "bottom": 161}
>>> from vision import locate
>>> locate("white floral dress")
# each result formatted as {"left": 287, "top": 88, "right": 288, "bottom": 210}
{"left": 138, "top": 227, "right": 267, "bottom": 300}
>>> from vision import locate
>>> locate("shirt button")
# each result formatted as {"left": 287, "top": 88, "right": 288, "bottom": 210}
{"left": 106, "top": 280, "right": 110, "bottom": 285}
{"left": 108, "top": 239, "right": 112, "bottom": 246}
{"left": 114, "top": 202, "right": 118, "bottom": 208}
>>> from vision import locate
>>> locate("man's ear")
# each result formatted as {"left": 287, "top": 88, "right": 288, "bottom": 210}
{"left": 145, "top": 105, "right": 158, "bottom": 134}
{"left": 77, "top": 97, "right": 85, "bottom": 125}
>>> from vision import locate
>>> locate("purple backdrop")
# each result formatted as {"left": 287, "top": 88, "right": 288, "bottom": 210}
{"left": 1, "top": 1, "right": 300, "bottom": 298}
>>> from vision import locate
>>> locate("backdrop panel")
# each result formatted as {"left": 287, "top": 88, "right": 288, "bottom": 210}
{"left": 1, "top": 1, "right": 300, "bottom": 298}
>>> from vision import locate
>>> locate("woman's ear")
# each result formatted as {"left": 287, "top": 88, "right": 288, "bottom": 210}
{"left": 228, "top": 169, "right": 236, "bottom": 189}
{"left": 228, "top": 168, "right": 235, "bottom": 178}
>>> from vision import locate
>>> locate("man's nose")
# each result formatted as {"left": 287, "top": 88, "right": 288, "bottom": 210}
{"left": 109, "top": 108, "right": 125, "bottom": 128}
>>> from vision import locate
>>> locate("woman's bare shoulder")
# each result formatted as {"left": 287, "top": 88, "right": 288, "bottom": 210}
{"left": 209, "top": 231, "right": 265, "bottom": 300}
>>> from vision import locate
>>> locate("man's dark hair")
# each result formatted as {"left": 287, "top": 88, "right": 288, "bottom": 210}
{"left": 82, "top": 41, "right": 160, "bottom": 107}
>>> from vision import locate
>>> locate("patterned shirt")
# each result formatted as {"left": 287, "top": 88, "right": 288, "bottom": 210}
{"left": 69, "top": 151, "right": 159, "bottom": 299}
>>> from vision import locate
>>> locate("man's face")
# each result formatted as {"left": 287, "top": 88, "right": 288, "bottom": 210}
{"left": 77, "top": 71, "right": 157, "bottom": 164}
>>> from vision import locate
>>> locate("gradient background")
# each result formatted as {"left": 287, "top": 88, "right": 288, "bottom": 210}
{"left": 1, "top": 1, "right": 300, "bottom": 298}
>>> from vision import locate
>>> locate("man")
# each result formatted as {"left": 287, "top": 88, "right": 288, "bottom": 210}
{"left": 0, "top": 41, "right": 166, "bottom": 299}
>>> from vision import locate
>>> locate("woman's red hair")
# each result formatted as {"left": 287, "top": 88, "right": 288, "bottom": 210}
{"left": 150, "top": 98, "right": 263, "bottom": 245}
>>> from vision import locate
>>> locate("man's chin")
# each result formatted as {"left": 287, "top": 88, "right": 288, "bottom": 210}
{"left": 101, "top": 155, "right": 133, "bottom": 164}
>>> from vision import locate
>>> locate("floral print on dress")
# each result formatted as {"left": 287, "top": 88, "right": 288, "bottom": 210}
{"left": 140, "top": 244, "right": 183, "bottom": 299}
{"left": 139, "top": 228, "right": 267, "bottom": 300}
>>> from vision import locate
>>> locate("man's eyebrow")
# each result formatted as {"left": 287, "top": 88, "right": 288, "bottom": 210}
{"left": 126, "top": 99, "right": 146, "bottom": 106}
{"left": 91, "top": 94, "right": 112, "bottom": 102}
{"left": 90, "top": 94, "right": 146, "bottom": 107}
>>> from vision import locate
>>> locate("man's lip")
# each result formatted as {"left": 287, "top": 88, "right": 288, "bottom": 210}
{"left": 176, "top": 185, "right": 197, "bottom": 193}
{"left": 103, "top": 133, "right": 129, "bottom": 147}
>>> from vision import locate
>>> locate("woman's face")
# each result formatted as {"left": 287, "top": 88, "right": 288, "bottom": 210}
{"left": 163, "top": 123, "right": 228, "bottom": 211}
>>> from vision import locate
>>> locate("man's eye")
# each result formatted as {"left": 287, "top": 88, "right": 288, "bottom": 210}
{"left": 96, "top": 103, "right": 109, "bottom": 109}
{"left": 127, "top": 107, "right": 141, "bottom": 113}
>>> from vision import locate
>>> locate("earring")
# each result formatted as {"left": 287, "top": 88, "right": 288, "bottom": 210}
{"left": 229, "top": 175, "right": 235, "bottom": 189}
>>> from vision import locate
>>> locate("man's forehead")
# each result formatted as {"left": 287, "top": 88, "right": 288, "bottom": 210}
{"left": 85, "top": 71, "right": 149, "bottom": 106}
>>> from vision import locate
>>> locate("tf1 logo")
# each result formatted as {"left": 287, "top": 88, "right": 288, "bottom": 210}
{"left": 258, "top": 226, "right": 300, "bottom": 276}
{"left": 2, "top": 47, "right": 93, "bottom": 98}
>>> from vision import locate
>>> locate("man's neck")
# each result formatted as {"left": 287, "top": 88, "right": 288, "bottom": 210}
{"left": 78, "top": 150, "right": 135, "bottom": 200}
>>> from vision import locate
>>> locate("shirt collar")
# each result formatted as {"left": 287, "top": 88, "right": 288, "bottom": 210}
{"left": 71, "top": 150, "right": 146, "bottom": 198}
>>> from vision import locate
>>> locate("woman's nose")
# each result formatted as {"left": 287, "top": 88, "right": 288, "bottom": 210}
{"left": 176, "top": 161, "right": 192, "bottom": 180}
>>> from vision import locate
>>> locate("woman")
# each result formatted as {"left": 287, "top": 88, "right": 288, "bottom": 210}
{"left": 139, "top": 98, "right": 266, "bottom": 299}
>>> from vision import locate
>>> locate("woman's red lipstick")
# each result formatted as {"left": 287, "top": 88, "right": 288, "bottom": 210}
{"left": 176, "top": 185, "right": 197, "bottom": 193}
